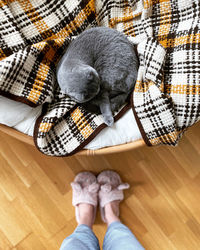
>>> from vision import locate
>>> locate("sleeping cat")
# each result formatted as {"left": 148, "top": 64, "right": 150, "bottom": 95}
{"left": 56, "top": 27, "right": 138, "bottom": 126}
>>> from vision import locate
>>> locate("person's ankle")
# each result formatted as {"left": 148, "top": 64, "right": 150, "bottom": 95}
{"left": 78, "top": 203, "right": 94, "bottom": 228}
{"left": 105, "top": 214, "right": 120, "bottom": 226}
{"left": 104, "top": 201, "right": 120, "bottom": 226}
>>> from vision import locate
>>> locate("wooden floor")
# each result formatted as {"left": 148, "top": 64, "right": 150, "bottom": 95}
{"left": 0, "top": 122, "right": 200, "bottom": 250}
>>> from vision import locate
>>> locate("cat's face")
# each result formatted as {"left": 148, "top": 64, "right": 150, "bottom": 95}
{"left": 58, "top": 65, "right": 100, "bottom": 103}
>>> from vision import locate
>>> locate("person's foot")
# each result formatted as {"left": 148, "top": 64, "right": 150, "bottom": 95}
{"left": 104, "top": 200, "right": 120, "bottom": 225}
{"left": 71, "top": 172, "right": 99, "bottom": 228}
{"left": 97, "top": 170, "right": 130, "bottom": 223}
{"left": 78, "top": 203, "right": 95, "bottom": 228}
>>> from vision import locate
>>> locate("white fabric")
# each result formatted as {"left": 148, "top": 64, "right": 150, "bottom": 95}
{"left": 85, "top": 109, "right": 142, "bottom": 149}
{"left": 0, "top": 96, "right": 42, "bottom": 136}
{"left": 0, "top": 96, "right": 33, "bottom": 127}
{"left": 0, "top": 96, "right": 142, "bottom": 149}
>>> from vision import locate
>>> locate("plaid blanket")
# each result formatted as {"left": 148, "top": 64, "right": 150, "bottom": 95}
{"left": 0, "top": 0, "right": 200, "bottom": 156}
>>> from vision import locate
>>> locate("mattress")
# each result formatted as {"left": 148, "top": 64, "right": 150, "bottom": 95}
{"left": 0, "top": 96, "right": 142, "bottom": 150}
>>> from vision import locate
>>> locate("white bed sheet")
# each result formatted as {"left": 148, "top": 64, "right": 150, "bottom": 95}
{"left": 0, "top": 96, "right": 142, "bottom": 150}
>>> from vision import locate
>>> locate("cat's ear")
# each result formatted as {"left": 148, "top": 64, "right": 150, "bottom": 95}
{"left": 86, "top": 69, "right": 99, "bottom": 81}
{"left": 87, "top": 71, "right": 95, "bottom": 80}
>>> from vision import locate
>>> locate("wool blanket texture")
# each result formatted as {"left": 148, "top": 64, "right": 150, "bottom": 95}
{"left": 0, "top": 0, "right": 200, "bottom": 156}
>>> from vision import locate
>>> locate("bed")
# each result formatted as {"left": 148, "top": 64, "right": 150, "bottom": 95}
{"left": 0, "top": 0, "right": 199, "bottom": 157}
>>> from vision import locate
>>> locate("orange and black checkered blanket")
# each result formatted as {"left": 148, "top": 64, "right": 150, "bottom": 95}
{"left": 0, "top": 0, "right": 200, "bottom": 156}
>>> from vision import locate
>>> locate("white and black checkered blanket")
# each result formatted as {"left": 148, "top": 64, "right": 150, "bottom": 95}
{"left": 0, "top": 0, "right": 200, "bottom": 156}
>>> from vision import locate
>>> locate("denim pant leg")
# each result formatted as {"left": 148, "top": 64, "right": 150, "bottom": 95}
{"left": 60, "top": 224, "right": 100, "bottom": 250}
{"left": 103, "top": 221, "right": 145, "bottom": 250}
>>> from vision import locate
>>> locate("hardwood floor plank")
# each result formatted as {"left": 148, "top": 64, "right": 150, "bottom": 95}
{"left": 26, "top": 161, "right": 74, "bottom": 220}
{"left": 0, "top": 192, "right": 31, "bottom": 246}
{"left": 16, "top": 233, "right": 46, "bottom": 250}
{"left": 154, "top": 146, "right": 192, "bottom": 185}
{"left": 126, "top": 195, "right": 176, "bottom": 249}
{"left": 176, "top": 174, "right": 200, "bottom": 224}
{"left": 0, "top": 155, "right": 30, "bottom": 201}
{"left": 170, "top": 225, "right": 200, "bottom": 250}
{"left": 0, "top": 229, "right": 13, "bottom": 250}
{"left": 20, "top": 182, "right": 67, "bottom": 238}
{"left": 0, "top": 145, "right": 35, "bottom": 189}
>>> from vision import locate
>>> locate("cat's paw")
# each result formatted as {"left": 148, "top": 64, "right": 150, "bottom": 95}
{"left": 103, "top": 115, "right": 114, "bottom": 127}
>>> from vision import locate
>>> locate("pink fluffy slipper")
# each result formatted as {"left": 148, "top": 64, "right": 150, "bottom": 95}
{"left": 71, "top": 172, "right": 100, "bottom": 224}
{"left": 97, "top": 170, "right": 130, "bottom": 223}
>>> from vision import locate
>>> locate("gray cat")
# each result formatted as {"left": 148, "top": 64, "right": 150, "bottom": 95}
{"left": 56, "top": 27, "right": 138, "bottom": 126}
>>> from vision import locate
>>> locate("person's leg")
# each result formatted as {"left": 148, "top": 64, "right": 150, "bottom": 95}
{"left": 60, "top": 224, "right": 99, "bottom": 250}
{"left": 60, "top": 203, "right": 100, "bottom": 250}
{"left": 103, "top": 201, "right": 145, "bottom": 250}
{"left": 60, "top": 188, "right": 100, "bottom": 250}
{"left": 60, "top": 172, "right": 100, "bottom": 250}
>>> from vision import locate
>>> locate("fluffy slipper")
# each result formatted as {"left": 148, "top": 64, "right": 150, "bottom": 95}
{"left": 97, "top": 170, "right": 130, "bottom": 223}
{"left": 71, "top": 171, "right": 99, "bottom": 224}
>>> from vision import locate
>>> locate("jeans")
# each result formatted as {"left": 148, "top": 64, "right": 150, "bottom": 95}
{"left": 60, "top": 221, "right": 145, "bottom": 250}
